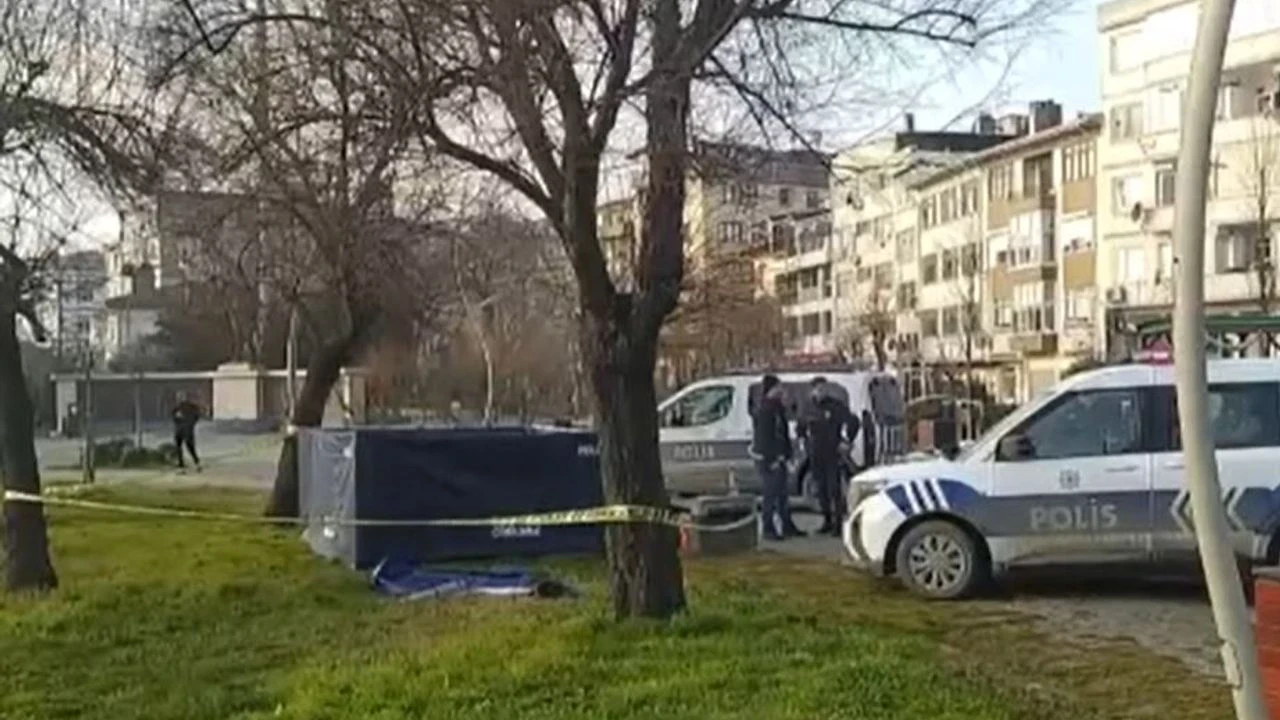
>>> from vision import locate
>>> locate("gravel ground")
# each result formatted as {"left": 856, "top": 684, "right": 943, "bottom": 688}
{"left": 766, "top": 513, "right": 1225, "bottom": 678}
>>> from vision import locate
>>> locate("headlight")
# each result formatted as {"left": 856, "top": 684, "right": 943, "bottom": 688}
{"left": 846, "top": 478, "right": 888, "bottom": 507}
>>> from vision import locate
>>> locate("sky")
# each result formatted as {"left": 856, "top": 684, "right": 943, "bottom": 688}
{"left": 74, "top": 0, "right": 1104, "bottom": 248}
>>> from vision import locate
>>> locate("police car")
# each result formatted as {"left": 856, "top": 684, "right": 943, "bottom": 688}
{"left": 843, "top": 358, "right": 1280, "bottom": 599}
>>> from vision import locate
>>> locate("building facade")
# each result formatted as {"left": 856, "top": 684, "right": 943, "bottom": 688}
{"left": 827, "top": 103, "right": 1102, "bottom": 403}
{"left": 43, "top": 249, "right": 109, "bottom": 359}
{"left": 1097, "top": 0, "right": 1280, "bottom": 357}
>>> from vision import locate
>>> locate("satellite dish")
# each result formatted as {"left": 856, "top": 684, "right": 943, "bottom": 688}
{"left": 1130, "top": 201, "right": 1145, "bottom": 223}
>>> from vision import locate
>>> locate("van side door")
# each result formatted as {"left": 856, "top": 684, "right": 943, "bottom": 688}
{"left": 986, "top": 386, "right": 1154, "bottom": 566}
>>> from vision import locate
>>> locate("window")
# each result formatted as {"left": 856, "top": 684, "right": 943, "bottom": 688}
{"left": 801, "top": 313, "right": 821, "bottom": 335}
{"left": 988, "top": 164, "right": 1014, "bottom": 201}
{"left": 1217, "top": 80, "right": 1242, "bottom": 120}
{"left": 919, "top": 309, "right": 939, "bottom": 337}
{"left": 1215, "top": 224, "right": 1257, "bottom": 273}
{"left": 661, "top": 385, "right": 734, "bottom": 428}
{"left": 1109, "top": 102, "right": 1144, "bottom": 141}
{"left": 718, "top": 221, "right": 744, "bottom": 244}
{"left": 1002, "top": 389, "right": 1144, "bottom": 461}
{"left": 961, "top": 243, "right": 981, "bottom": 276}
{"left": 1062, "top": 142, "right": 1096, "bottom": 183}
{"left": 1156, "top": 242, "right": 1174, "bottom": 285}
{"left": 779, "top": 187, "right": 792, "bottom": 206}
{"left": 897, "top": 281, "right": 918, "bottom": 310}
{"left": 941, "top": 307, "right": 959, "bottom": 336}
{"left": 960, "top": 181, "right": 980, "bottom": 216}
{"left": 939, "top": 189, "right": 956, "bottom": 223}
{"left": 806, "top": 190, "right": 822, "bottom": 209}
{"left": 941, "top": 249, "right": 959, "bottom": 280}
{"left": 1022, "top": 154, "right": 1053, "bottom": 196}
{"left": 992, "top": 301, "right": 1013, "bottom": 328}
{"left": 1111, "top": 174, "right": 1142, "bottom": 216}
{"left": 1109, "top": 31, "right": 1142, "bottom": 73}
{"left": 1066, "top": 289, "right": 1094, "bottom": 323}
{"left": 1155, "top": 161, "right": 1176, "bottom": 207}
{"left": 1148, "top": 86, "right": 1183, "bottom": 133}
{"left": 895, "top": 229, "right": 916, "bottom": 263}
{"left": 1118, "top": 246, "right": 1147, "bottom": 284}
{"left": 821, "top": 311, "right": 832, "bottom": 334}
{"left": 1159, "top": 383, "right": 1280, "bottom": 451}
{"left": 919, "top": 196, "right": 937, "bottom": 228}
{"left": 921, "top": 254, "right": 939, "bottom": 284}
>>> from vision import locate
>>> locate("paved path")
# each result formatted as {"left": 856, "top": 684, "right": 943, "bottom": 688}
{"left": 764, "top": 514, "right": 1225, "bottom": 678}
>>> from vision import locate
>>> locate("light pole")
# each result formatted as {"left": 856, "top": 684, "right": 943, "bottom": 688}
{"left": 1172, "top": 1, "right": 1265, "bottom": 718}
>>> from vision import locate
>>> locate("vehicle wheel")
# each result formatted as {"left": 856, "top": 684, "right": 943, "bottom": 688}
{"left": 895, "top": 520, "right": 986, "bottom": 600}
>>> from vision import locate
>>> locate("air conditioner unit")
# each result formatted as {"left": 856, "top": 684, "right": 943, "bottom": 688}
{"left": 1105, "top": 286, "right": 1128, "bottom": 305}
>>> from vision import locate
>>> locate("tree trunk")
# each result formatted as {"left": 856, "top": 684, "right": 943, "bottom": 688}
{"left": 582, "top": 310, "right": 685, "bottom": 619}
{"left": 0, "top": 311, "right": 57, "bottom": 592}
{"left": 264, "top": 334, "right": 353, "bottom": 518}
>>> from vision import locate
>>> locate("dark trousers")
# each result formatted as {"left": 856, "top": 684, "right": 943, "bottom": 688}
{"left": 174, "top": 427, "right": 200, "bottom": 467}
{"left": 811, "top": 459, "right": 844, "bottom": 526}
{"left": 755, "top": 459, "right": 795, "bottom": 536}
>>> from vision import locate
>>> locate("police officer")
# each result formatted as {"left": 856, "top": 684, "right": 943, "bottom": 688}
{"left": 750, "top": 374, "right": 803, "bottom": 540}
{"left": 801, "top": 376, "right": 860, "bottom": 536}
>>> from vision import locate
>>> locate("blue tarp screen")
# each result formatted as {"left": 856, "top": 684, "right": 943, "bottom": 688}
{"left": 347, "top": 427, "right": 604, "bottom": 568}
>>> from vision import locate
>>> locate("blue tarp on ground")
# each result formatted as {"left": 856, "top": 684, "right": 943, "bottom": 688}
{"left": 370, "top": 559, "right": 575, "bottom": 600}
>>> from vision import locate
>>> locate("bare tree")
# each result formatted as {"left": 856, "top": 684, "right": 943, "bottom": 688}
{"left": 0, "top": 0, "right": 174, "bottom": 591}
{"left": 663, "top": 246, "right": 783, "bottom": 387}
{"left": 1237, "top": 113, "right": 1280, "bottom": 346}
{"left": 176, "top": 0, "right": 1057, "bottom": 618}
{"left": 155, "top": 0, "right": 454, "bottom": 517}
{"left": 843, "top": 264, "right": 895, "bottom": 370}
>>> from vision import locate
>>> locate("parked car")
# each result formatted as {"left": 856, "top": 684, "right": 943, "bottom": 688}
{"left": 843, "top": 357, "right": 1280, "bottom": 599}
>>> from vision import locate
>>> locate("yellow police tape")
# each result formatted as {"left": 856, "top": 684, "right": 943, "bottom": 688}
{"left": 2, "top": 490, "right": 761, "bottom": 533}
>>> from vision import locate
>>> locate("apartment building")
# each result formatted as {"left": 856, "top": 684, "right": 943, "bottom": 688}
{"left": 829, "top": 121, "right": 1013, "bottom": 374}
{"left": 598, "top": 197, "right": 639, "bottom": 291}
{"left": 1097, "top": 0, "right": 1280, "bottom": 357}
{"left": 766, "top": 207, "right": 836, "bottom": 354}
{"left": 41, "top": 249, "right": 109, "bottom": 358}
{"left": 913, "top": 109, "right": 1103, "bottom": 400}
{"left": 598, "top": 142, "right": 830, "bottom": 333}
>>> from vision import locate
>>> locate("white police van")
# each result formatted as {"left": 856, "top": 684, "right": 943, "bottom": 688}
{"left": 658, "top": 368, "right": 906, "bottom": 499}
{"left": 843, "top": 358, "right": 1280, "bottom": 599}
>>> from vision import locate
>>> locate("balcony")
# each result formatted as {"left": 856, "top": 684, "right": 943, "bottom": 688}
{"left": 1007, "top": 304, "right": 1057, "bottom": 356}
{"left": 1009, "top": 189, "right": 1056, "bottom": 216}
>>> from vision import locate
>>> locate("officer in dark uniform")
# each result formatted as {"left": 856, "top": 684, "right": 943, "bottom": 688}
{"left": 801, "top": 376, "right": 860, "bottom": 535}
{"left": 750, "top": 374, "right": 803, "bottom": 541}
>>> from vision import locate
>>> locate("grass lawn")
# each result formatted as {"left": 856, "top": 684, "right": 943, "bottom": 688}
{"left": 0, "top": 485, "right": 1230, "bottom": 720}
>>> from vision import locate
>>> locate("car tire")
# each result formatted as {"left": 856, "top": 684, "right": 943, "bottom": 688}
{"left": 894, "top": 520, "right": 986, "bottom": 600}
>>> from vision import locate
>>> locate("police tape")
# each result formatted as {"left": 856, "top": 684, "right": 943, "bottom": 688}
{"left": 1, "top": 490, "right": 761, "bottom": 533}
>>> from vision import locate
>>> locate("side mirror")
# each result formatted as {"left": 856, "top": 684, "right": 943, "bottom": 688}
{"left": 997, "top": 434, "right": 1034, "bottom": 461}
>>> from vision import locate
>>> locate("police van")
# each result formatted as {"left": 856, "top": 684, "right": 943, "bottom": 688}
{"left": 657, "top": 368, "right": 907, "bottom": 501}
{"left": 843, "top": 358, "right": 1280, "bottom": 599}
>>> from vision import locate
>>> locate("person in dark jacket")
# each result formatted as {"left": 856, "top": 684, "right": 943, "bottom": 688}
{"left": 751, "top": 374, "right": 802, "bottom": 540}
{"left": 801, "top": 377, "right": 860, "bottom": 535}
{"left": 171, "top": 392, "right": 202, "bottom": 472}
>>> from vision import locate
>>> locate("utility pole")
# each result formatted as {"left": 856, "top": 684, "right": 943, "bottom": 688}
{"left": 81, "top": 350, "right": 94, "bottom": 485}
{"left": 1172, "top": 1, "right": 1265, "bottom": 718}
{"left": 286, "top": 306, "right": 298, "bottom": 422}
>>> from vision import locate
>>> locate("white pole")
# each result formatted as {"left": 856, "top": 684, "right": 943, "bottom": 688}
{"left": 1172, "top": 1, "right": 1265, "bottom": 717}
